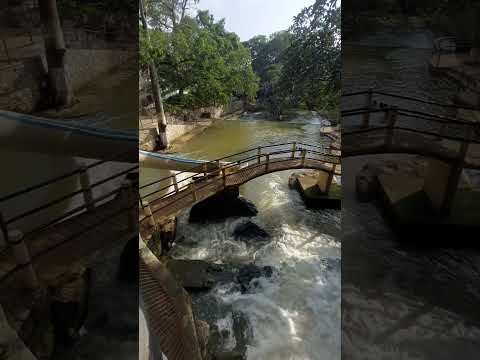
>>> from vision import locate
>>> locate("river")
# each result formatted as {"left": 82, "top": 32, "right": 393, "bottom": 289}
{"left": 342, "top": 31, "right": 480, "bottom": 359}
{"left": 140, "top": 114, "right": 341, "bottom": 360}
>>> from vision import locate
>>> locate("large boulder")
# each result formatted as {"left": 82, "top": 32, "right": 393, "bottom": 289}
{"left": 233, "top": 221, "right": 269, "bottom": 244}
{"left": 189, "top": 187, "right": 257, "bottom": 223}
{"left": 237, "top": 264, "right": 274, "bottom": 293}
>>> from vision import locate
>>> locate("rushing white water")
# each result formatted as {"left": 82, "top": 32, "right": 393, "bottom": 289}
{"left": 142, "top": 115, "right": 341, "bottom": 360}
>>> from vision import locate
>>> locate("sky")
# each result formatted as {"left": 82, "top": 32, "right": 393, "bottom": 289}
{"left": 194, "top": 0, "right": 316, "bottom": 41}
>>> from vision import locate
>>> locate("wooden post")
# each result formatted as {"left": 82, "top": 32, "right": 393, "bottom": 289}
{"left": 216, "top": 160, "right": 221, "bottom": 175}
{"left": 265, "top": 154, "right": 270, "bottom": 171}
{"left": 361, "top": 89, "right": 373, "bottom": 128}
{"left": 143, "top": 200, "right": 156, "bottom": 227}
{"left": 172, "top": 175, "right": 179, "bottom": 193}
{"left": 9, "top": 229, "right": 38, "bottom": 289}
{"left": 203, "top": 162, "right": 208, "bottom": 177}
{"left": 257, "top": 147, "right": 262, "bottom": 164}
{"left": 190, "top": 181, "right": 197, "bottom": 201}
{"left": 291, "top": 142, "right": 297, "bottom": 159}
{"left": 301, "top": 149, "right": 307, "bottom": 167}
{"left": 385, "top": 108, "right": 397, "bottom": 148}
{"left": 79, "top": 166, "right": 95, "bottom": 211}
{"left": 222, "top": 168, "right": 226, "bottom": 187}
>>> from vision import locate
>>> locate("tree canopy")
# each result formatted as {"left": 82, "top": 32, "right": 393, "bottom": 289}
{"left": 140, "top": 2, "right": 258, "bottom": 110}
{"left": 244, "top": 0, "right": 340, "bottom": 118}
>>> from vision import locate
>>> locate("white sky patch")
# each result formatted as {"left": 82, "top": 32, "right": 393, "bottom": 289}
{"left": 194, "top": 0, "right": 316, "bottom": 41}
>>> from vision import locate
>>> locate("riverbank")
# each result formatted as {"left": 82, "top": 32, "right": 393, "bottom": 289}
{"left": 139, "top": 113, "right": 340, "bottom": 359}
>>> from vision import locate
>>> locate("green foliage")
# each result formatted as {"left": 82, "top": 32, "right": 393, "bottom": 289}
{"left": 279, "top": 0, "right": 341, "bottom": 110}
{"left": 244, "top": 0, "right": 340, "bottom": 118}
{"left": 141, "top": 6, "right": 258, "bottom": 109}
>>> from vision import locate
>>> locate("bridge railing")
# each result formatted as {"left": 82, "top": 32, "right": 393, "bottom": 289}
{"left": 139, "top": 143, "right": 340, "bottom": 225}
{"left": 342, "top": 90, "right": 479, "bottom": 114}
{"left": 342, "top": 97, "right": 480, "bottom": 168}
{"left": 0, "top": 149, "right": 138, "bottom": 287}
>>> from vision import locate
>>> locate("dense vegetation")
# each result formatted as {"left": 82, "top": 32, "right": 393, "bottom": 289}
{"left": 140, "top": 0, "right": 258, "bottom": 111}
{"left": 141, "top": 0, "right": 340, "bottom": 119}
{"left": 245, "top": 0, "right": 340, "bottom": 118}
{"left": 344, "top": 0, "right": 480, "bottom": 46}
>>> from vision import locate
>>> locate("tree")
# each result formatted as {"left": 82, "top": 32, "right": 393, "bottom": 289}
{"left": 279, "top": 0, "right": 341, "bottom": 111}
{"left": 144, "top": 0, "right": 199, "bottom": 30}
{"left": 140, "top": 0, "right": 168, "bottom": 148}
{"left": 39, "top": 0, "right": 74, "bottom": 107}
{"left": 141, "top": 9, "right": 258, "bottom": 110}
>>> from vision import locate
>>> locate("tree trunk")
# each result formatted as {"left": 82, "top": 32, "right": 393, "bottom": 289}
{"left": 39, "top": 0, "right": 73, "bottom": 108}
{"left": 140, "top": 0, "right": 168, "bottom": 149}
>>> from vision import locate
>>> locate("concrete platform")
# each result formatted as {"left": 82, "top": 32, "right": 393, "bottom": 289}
{"left": 377, "top": 174, "right": 480, "bottom": 243}
{"left": 297, "top": 175, "right": 341, "bottom": 209}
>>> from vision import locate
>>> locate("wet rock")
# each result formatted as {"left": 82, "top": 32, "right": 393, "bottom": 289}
{"left": 195, "top": 319, "right": 210, "bottom": 360}
{"left": 214, "top": 351, "right": 245, "bottom": 360}
{"left": 189, "top": 187, "right": 257, "bottom": 223}
{"left": 50, "top": 267, "right": 91, "bottom": 347}
{"left": 165, "top": 259, "right": 235, "bottom": 290}
{"left": 144, "top": 217, "right": 177, "bottom": 257}
{"left": 233, "top": 221, "right": 269, "bottom": 243}
{"left": 118, "top": 236, "right": 138, "bottom": 283}
{"left": 237, "top": 264, "right": 274, "bottom": 293}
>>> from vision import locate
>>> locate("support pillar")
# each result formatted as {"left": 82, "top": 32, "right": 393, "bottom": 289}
{"left": 317, "top": 170, "right": 334, "bottom": 194}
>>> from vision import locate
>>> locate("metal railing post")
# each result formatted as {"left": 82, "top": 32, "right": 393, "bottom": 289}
{"left": 203, "top": 162, "right": 208, "bottom": 177}
{"left": 142, "top": 200, "right": 156, "bottom": 227}
{"left": 362, "top": 88, "right": 373, "bottom": 128}
{"left": 79, "top": 166, "right": 95, "bottom": 212}
{"left": 257, "top": 147, "right": 262, "bottom": 164}
{"left": 301, "top": 149, "right": 307, "bottom": 166}
{"left": 3, "top": 39, "right": 10, "bottom": 64}
{"left": 190, "top": 181, "right": 197, "bottom": 201}
{"left": 265, "top": 154, "right": 270, "bottom": 171}
{"left": 222, "top": 168, "right": 227, "bottom": 187}
{"left": 9, "top": 229, "right": 38, "bottom": 289}
{"left": 291, "top": 142, "right": 297, "bottom": 159}
{"left": 385, "top": 108, "right": 397, "bottom": 148}
{"left": 172, "top": 175, "right": 179, "bottom": 193}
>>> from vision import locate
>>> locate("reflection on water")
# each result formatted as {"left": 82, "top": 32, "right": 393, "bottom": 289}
{"left": 342, "top": 37, "right": 480, "bottom": 359}
{"left": 141, "top": 114, "right": 341, "bottom": 359}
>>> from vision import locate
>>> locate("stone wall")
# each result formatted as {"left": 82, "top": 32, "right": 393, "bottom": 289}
{"left": 65, "top": 49, "right": 135, "bottom": 91}
{"left": 0, "top": 48, "right": 134, "bottom": 113}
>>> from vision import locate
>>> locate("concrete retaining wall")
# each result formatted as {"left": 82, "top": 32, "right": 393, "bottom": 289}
{"left": 0, "top": 48, "right": 133, "bottom": 113}
{"left": 65, "top": 49, "right": 134, "bottom": 91}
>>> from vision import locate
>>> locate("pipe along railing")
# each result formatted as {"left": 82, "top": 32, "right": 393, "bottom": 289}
{"left": 0, "top": 149, "right": 138, "bottom": 287}
{"left": 139, "top": 142, "right": 341, "bottom": 226}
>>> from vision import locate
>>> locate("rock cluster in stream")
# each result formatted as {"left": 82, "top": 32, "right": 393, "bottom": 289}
{"left": 164, "top": 259, "right": 274, "bottom": 294}
{"left": 232, "top": 221, "right": 270, "bottom": 244}
{"left": 189, "top": 187, "right": 257, "bottom": 223}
